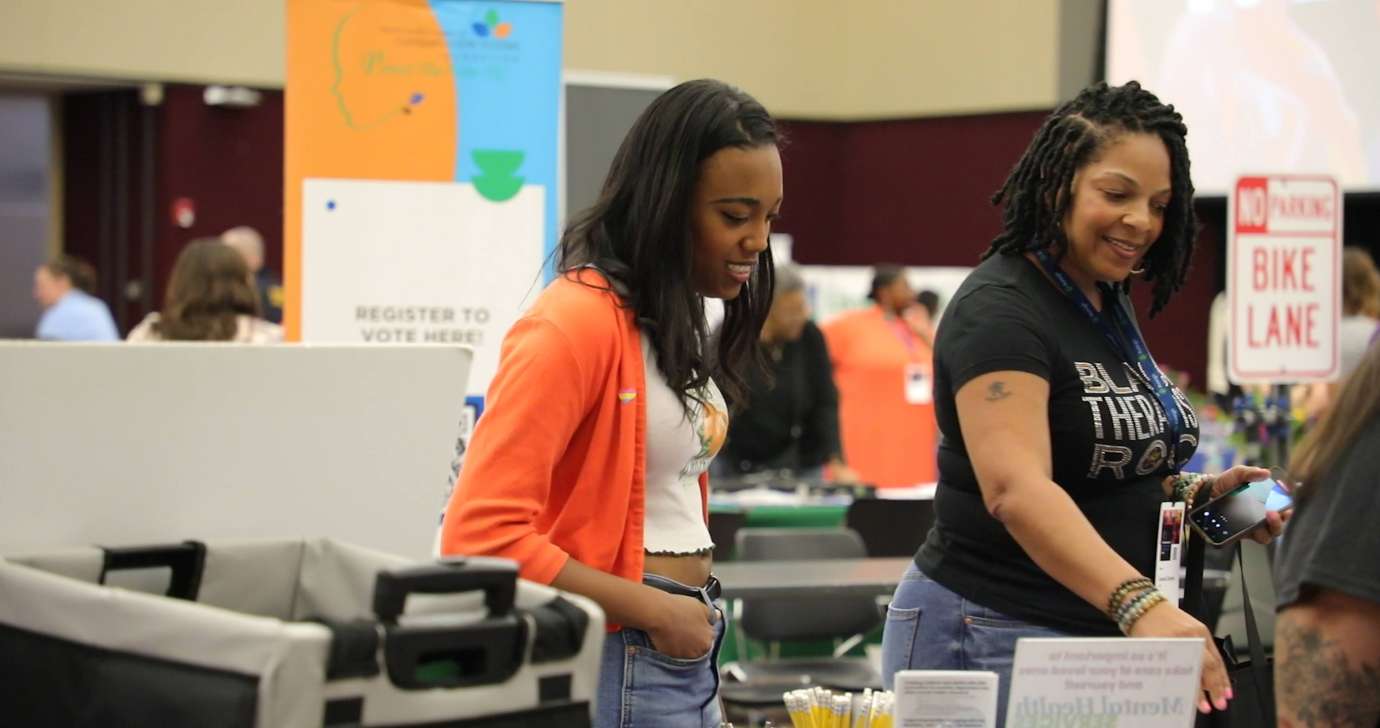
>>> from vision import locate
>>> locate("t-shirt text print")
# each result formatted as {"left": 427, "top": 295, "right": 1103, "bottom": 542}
{"left": 1077, "top": 361, "right": 1199, "bottom": 480}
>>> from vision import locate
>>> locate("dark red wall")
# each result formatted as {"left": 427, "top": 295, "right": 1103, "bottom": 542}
{"left": 63, "top": 85, "right": 283, "bottom": 332}
{"left": 776, "top": 112, "right": 1049, "bottom": 267}
{"left": 62, "top": 93, "right": 1260, "bottom": 386}
{"left": 775, "top": 112, "right": 1222, "bottom": 389}
{"left": 62, "top": 91, "right": 153, "bottom": 332}
{"left": 155, "top": 85, "right": 284, "bottom": 305}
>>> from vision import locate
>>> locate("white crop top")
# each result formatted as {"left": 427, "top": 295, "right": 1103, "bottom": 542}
{"left": 641, "top": 335, "right": 724, "bottom": 555}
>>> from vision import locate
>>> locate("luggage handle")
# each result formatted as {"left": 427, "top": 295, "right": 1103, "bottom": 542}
{"left": 383, "top": 616, "right": 527, "bottom": 690}
{"left": 100, "top": 540, "right": 206, "bottom": 601}
{"left": 372, "top": 558, "right": 518, "bottom": 624}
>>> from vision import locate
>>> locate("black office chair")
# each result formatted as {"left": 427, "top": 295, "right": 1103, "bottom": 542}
{"left": 719, "top": 528, "right": 884, "bottom": 714}
{"left": 844, "top": 498, "right": 934, "bottom": 557}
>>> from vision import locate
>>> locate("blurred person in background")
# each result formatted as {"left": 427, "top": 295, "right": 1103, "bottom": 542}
{"left": 822, "top": 264, "right": 938, "bottom": 487}
{"left": 1338, "top": 247, "right": 1380, "bottom": 371}
{"left": 1294, "top": 245, "right": 1380, "bottom": 420}
{"left": 222, "top": 225, "right": 283, "bottom": 324}
{"left": 718, "top": 263, "right": 860, "bottom": 483}
{"left": 1275, "top": 343, "right": 1380, "bottom": 728}
{"left": 127, "top": 238, "right": 282, "bottom": 343}
{"left": 32, "top": 255, "right": 118, "bottom": 341}
{"left": 905, "top": 288, "right": 942, "bottom": 346}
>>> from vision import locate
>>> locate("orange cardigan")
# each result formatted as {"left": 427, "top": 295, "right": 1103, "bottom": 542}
{"left": 440, "top": 268, "right": 711, "bottom": 594}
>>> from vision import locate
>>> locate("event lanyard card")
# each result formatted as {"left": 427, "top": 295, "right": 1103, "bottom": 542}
{"left": 905, "top": 363, "right": 932, "bottom": 405}
{"left": 1155, "top": 502, "right": 1186, "bottom": 603}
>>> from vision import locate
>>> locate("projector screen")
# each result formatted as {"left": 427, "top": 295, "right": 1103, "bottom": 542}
{"left": 1106, "top": 0, "right": 1380, "bottom": 195}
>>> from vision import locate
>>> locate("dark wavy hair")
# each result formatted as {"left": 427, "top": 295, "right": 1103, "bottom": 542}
{"left": 557, "top": 79, "right": 779, "bottom": 411}
{"left": 985, "top": 81, "right": 1196, "bottom": 316}
{"left": 156, "top": 238, "right": 261, "bottom": 341}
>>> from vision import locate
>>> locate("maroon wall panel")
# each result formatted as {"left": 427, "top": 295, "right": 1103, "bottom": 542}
{"left": 777, "top": 111, "right": 1050, "bottom": 266}
{"left": 62, "top": 90, "right": 1226, "bottom": 386}
{"left": 62, "top": 85, "right": 283, "bottom": 327}
{"left": 62, "top": 91, "right": 153, "bottom": 332}
{"left": 154, "top": 85, "right": 284, "bottom": 307}
{"left": 774, "top": 122, "right": 848, "bottom": 262}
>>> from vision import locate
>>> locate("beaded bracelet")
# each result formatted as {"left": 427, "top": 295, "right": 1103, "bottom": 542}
{"left": 1114, "top": 587, "right": 1157, "bottom": 626}
{"left": 1107, "top": 577, "right": 1154, "bottom": 615}
{"left": 1116, "top": 589, "right": 1167, "bottom": 635}
{"left": 1170, "top": 472, "right": 1208, "bottom": 502}
{"left": 1183, "top": 477, "right": 1212, "bottom": 508}
{"left": 1111, "top": 584, "right": 1156, "bottom": 624}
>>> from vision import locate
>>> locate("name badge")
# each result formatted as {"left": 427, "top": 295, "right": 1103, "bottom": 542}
{"left": 1155, "top": 501, "right": 1186, "bottom": 603}
{"left": 905, "top": 363, "right": 932, "bottom": 405}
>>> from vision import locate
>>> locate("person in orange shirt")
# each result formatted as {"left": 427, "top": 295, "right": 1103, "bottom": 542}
{"left": 821, "top": 265, "right": 938, "bottom": 487}
{"left": 440, "top": 79, "right": 782, "bottom": 728}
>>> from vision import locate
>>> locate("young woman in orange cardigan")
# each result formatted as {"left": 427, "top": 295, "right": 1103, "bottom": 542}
{"left": 440, "top": 79, "right": 782, "bottom": 728}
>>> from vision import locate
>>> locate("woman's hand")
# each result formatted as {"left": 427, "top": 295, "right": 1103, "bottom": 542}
{"left": 645, "top": 591, "right": 716, "bottom": 659}
{"left": 1130, "top": 601, "right": 1230, "bottom": 714}
{"left": 1204, "top": 465, "right": 1291, "bottom": 544}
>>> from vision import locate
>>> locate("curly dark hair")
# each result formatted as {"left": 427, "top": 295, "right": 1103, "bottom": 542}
{"left": 985, "top": 81, "right": 1196, "bottom": 316}
{"left": 558, "top": 79, "right": 779, "bottom": 411}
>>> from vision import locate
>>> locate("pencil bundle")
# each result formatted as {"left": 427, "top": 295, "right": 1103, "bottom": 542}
{"left": 782, "top": 687, "right": 893, "bottom": 728}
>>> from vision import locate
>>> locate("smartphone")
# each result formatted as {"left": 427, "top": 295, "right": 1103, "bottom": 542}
{"left": 1187, "top": 477, "right": 1294, "bottom": 547}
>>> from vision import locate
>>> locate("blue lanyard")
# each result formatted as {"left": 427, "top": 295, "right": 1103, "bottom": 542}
{"left": 1033, "top": 251, "right": 1185, "bottom": 470}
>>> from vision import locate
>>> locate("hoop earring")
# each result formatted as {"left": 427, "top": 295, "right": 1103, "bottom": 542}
{"left": 1130, "top": 267, "right": 1146, "bottom": 275}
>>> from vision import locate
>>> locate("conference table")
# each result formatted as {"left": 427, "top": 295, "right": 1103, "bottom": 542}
{"left": 716, "top": 556, "right": 913, "bottom": 600}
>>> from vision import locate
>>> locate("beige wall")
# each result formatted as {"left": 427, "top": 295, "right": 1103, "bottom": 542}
{"left": 0, "top": 0, "right": 1067, "bottom": 119}
{"left": 834, "top": 0, "right": 1061, "bottom": 118}
{"left": 565, "top": 0, "right": 1061, "bottom": 118}
{"left": 0, "top": 0, "right": 283, "bottom": 88}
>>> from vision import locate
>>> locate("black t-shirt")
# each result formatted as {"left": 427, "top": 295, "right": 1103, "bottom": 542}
{"left": 720, "top": 321, "right": 842, "bottom": 473}
{"left": 915, "top": 253, "right": 1200, "bottom": 635}
{"left": 1274, "top": 417, "right": 1380, "bottom": 610}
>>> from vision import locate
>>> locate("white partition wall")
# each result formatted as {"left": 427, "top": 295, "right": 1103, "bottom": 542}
{"left": 0, "top": 343, "right": 471, "bottom": 558}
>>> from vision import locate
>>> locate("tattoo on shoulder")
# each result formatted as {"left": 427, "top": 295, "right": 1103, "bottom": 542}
{"left": 1277, "top": 616, "right": 1380, "bottom": 727}
{"left": 985, "top": 381, "right": 1012, "bottom": 402}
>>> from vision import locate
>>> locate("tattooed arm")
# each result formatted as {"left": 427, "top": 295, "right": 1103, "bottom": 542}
{"left": 1277, "top": 588, "right": 1380, "bottom": 728}
{"left": 959, "top": 371, "right": 1181, "bottom": 612}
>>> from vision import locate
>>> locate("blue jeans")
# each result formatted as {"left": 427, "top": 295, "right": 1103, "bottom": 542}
{"left": 595, "top": 580, "right": 725, "bottom": 728}
{"left": 881, "top": 563, "right": 1068, "bottom": 728}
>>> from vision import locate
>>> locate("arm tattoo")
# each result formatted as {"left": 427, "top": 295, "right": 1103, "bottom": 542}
{"left": 1277, "top": 616, "right": 1380, "bottom": 727}
{"left": 985, "top": 381, "right": 1012, "bottom": 402}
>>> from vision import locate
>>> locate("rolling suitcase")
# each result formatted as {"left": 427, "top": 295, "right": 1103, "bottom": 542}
{"left": 0, "top": 537, "right": 603, "bottom": 727}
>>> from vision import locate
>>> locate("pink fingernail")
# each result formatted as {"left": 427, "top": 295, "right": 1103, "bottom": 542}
{"left": 1225, "top": 688, "right": 1234, "bottom": 700}
{"left": 1198, "top": 699, "right": 1211, "bottom": 714}
{"left": 1214, "top": 698, "right": 1228, "bottom": 711}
